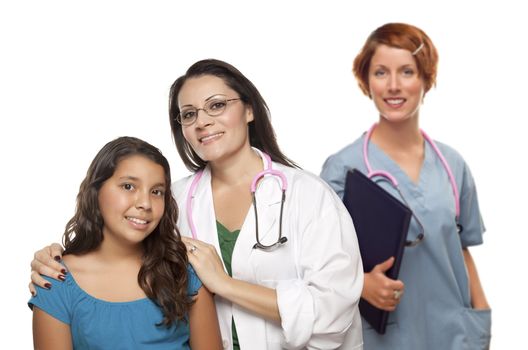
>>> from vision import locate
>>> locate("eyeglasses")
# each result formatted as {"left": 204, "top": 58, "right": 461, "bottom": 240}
{"left": 176, "top": 97, "right": 241, "bottom": 126}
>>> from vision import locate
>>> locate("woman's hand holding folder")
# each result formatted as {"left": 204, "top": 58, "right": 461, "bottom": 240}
{"left": 362, "top": 257, "right": 405, "bottom": 312}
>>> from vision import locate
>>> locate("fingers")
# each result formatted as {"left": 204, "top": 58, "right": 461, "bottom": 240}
{"left": 30, "top": 270, "right": 53, "bottom": 290}
{"left": 393, "top": 280, "right": 404, "bottom": 292}
{"left": 181, "top": 238, "right": 199, "bottom": 255}
{"left": 382, "top": 282, "right": 404, "bottom": 310}
{"left": 34, "top": 243, "right": 62, "bottom": 262}
{"left": 49, "top": 243, "right": 64, "bottom": 260}
{"left": 372, "top": 287, "right": 403, "bottom": 311}
{"left": 31, "top": 255, "right": 67, "bottom": 277}
{"left": 186, "top": 248, "right": 199, "bottom": 268}
{"left": 373, "top": 256, "right": 395, "bottom": 273}
{"left": 391, "top": 280, "right": 405, "bottom": 302}
{"left": 181, "top": 239, "right": 202, "bottom": 266}
{"left": 181, "top": 237, "right": 215, "bottom": 253}
{"left": 363, "top": 270, "right": 405, "bottom": 311}
{"left": 181, "top": 239, "right": 222, "bottom": 269}
{"left": 33, "top": 246, "right": 66, "bottom": 275}
{"left": 29, "top": 245, "right": 67, "bottom": 296}
{"left": 29, "top": 282, "right": 37, "bottom": 297}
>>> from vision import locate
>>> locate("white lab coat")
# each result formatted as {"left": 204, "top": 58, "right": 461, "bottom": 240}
{"left": 173, "top": 151, "right": 363, "bottom": 350}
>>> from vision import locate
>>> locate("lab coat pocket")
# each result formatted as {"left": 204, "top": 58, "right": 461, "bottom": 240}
{"left": 260, "top": 278, "right": 299, "bottom": 345}
{"left": 461, "top": 308, "right": 491, "bottom": 350}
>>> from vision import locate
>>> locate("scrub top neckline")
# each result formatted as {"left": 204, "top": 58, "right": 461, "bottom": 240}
{"left": 216, "top": 220, "right": 241, "bottom": 236}
{"left": 60, "top": 259, "right": 151, "bottom": 306}
{"left": 366, "top": 134, "right": 433, "bottom": 192}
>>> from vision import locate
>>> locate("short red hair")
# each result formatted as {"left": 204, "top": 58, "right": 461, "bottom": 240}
{"left": 353, "top": 23, "right": 438, "bottom": 96}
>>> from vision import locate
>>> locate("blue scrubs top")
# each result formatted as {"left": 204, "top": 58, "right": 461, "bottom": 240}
{"left": 29, "top": 265, "right": 201, "bottom": 350}
{"left": 320, "top": 133, "right": 491, "bottom": 350}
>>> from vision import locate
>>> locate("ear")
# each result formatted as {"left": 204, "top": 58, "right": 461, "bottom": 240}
{"left": 245, "top": 105, "right": 254, "bottom": 123}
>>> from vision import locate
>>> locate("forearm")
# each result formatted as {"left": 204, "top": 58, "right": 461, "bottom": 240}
{"left": 463, "top": 248, "right": 490, "bottom": 309}
{"left": 219, "top": 277, "right": 281, "bottom": 323}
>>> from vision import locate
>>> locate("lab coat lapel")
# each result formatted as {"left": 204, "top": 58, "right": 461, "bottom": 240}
{"left": 251, "top": 176, "right": 281, "bottom": 243}
{"left": 234, "top": 178, "right": 280, "bottom": 253}
{"left": 231, "top": 178, "right": 283, "bottom": 282}
{"left": 192, "top": 167, "right": 222, "bottom": 250}
{"left": 250, "top": 149, "right": 283, "bottom": 244}
{"left": 232, "top": 152, "right": 283, "bottom": 277}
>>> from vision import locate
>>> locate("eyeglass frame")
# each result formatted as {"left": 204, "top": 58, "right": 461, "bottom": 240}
{"left": 175, "top": 96, "right": 242, "bottom": 126}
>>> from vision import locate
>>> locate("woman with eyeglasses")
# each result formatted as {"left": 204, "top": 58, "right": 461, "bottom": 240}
{"left": 28, "top": 59, "right": 364, "bottom": 350}
{"left": 320, "top": 23, "right": 491, "bottom": 349}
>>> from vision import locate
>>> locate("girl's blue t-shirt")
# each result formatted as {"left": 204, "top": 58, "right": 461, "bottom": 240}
{"left": 29, "top": 265, "right": 201, "bottom": 350}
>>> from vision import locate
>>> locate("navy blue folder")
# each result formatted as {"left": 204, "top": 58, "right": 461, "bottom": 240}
{"left": 343, "top": 169, "right": 412, "bottom": 334}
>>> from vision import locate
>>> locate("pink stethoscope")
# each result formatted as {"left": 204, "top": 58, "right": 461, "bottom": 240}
{"left": 363, "top": 123, "right": 462, "bottom": 246}
{"left": 186, "top": 152, "right": 289, "bottom": 251}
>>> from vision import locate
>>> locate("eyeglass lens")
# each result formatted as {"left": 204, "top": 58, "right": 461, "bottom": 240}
{"left": 178, "top": 98, "right": 230, "bottom": 125}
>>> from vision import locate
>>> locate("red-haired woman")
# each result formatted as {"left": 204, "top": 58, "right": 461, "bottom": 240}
{"left": 321, "top": 23, "right": 491, "bottom": 350}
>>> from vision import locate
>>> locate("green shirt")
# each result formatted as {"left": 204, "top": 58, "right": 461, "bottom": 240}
{"left": 216, "top": 221, "right": 241, "bottom": 350}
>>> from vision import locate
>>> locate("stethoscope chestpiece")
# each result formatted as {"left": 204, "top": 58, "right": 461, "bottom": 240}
{"left": 405, "top": 233, "right": 425, "bottom": 247}
{"left": 253, "top": 237, "right": 288, "bottom": 251}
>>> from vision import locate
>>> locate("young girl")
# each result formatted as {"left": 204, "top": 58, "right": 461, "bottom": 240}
{"left": 29, "top": 136, "right": 222, "bottom": 349}
{"left": 30, "top": 61, "right": 364, "bottom": 349}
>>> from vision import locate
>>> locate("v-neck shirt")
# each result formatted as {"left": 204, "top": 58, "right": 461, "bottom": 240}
{"left": 216, "top": 221, "right": 241, "bottom": 350}
{"left": 320, "top": 133, "right": 490, "bottom": 350}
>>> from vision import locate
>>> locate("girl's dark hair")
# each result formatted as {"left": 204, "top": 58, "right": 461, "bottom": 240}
{"left": 63, "top": 136, "right": 191, "bottom": 327}
{"left": 169, "top": 59, "right": 298, "bottom": 172}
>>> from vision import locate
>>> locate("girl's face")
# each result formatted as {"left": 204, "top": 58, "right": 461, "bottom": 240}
{"left": 178, "top": 75, "right": 253, "bottom": 164}
{"left": 98, "top": 155, "right": 166, "bottom": 247}
{"left": 368, "top": 44, "right": 425, "bottom": 123}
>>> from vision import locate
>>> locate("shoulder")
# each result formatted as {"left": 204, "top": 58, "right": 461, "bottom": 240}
{"left": 319, "top": 135, "right": 365, "bottom": 197}
{"left": 323, "top": 136, "right": 365, "bottom": 168}
{"left": 430, "top": 140, "right": 483, "bottom": 198}
{"left": 186, "top": 264, "right": 202, "bottom": 296}
{"left": 34, "top": 274, "right": 74, "bottom": 295}
{"left": 62, "top": 253, "right": 103, "bottom": 279}
{"left": 61, "top": 253, "right": 88, "bottom": 272}
{"left": 278, "top": 163, "right": 328, "bottom": 189}
{"left": 320, "top": 135, "right": 366, "bottom": 183}
{"left": 28, "top": 272, "right": 77, "bottom": 325}
{"left": 171, "top": 173, "right": 195, "bottom": 199}
{"left": 433, "top": 140, "right": 466, "bottom": 165}
{"left": 277, "top": 164, "right": 345, "bottom": 208}
{"left": 431, "top": 140, "right": 473, "bottom": 177}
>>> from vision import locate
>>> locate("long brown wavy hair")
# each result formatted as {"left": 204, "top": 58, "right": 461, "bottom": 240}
{"left": 63, "top": 136, "right": 191, "bottom": 326}
{"left": 169, "top": 59, "right": 298, "bottom": 172}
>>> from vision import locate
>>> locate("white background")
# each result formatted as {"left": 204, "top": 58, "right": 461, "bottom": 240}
{"left": 1, "top": 1, "right": 525, "bottom": 348}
